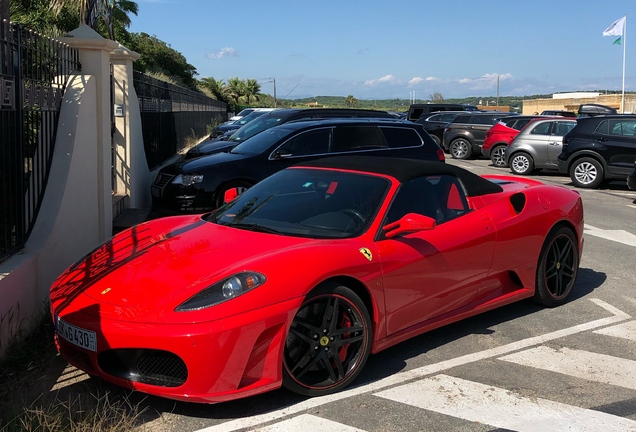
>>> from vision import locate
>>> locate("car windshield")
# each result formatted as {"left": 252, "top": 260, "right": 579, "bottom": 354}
{"left": 207, "top": 168, "right": 389, "bottom": 238}
{"left": 227, "top": 112, "right": 289, "bottom": 142}
{"left": 234, "top": 110, "right": 268, "bottom": 126}
{"left": 230, "top": 126, "right": 296, "bottom": 155}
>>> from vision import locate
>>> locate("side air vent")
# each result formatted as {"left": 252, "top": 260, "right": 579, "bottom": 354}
{"left": 510, "top": 193, "right": 526, "bottom": 214}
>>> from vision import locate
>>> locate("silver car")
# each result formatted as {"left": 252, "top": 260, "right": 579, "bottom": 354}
{"left": 505, "top": 118, "right": 577, "bottom": 175}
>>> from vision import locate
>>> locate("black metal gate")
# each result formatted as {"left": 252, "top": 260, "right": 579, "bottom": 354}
{"left": 133, "top": 71, "right": 227, "bottom": 170}
{"left": 0, "top": 22, "right": 80, "bottom": 262}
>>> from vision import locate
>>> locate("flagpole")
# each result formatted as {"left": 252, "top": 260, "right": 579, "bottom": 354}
{"left": 622, "top": 16, "right": 626, "bottom": 113}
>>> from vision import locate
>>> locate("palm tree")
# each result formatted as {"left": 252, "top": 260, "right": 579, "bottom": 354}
{"left": 200, "top": 77, "right": 228, "bottom": 102}
{"left": 47, "top": 0, "right": 137, "bottom": 40}
{"left": 244, "top": 79, "right": 261, "bottom": 104}
{"left": 226, "top": 77, "right": 245, "bottom": 105}
{"left": 345, "top": 95, "right": 357, "bottom": 107}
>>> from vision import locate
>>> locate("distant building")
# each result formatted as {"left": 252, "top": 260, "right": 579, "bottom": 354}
{"left": 523, "top": 93, "right": 636, "bottom": 114}
{"left": 478, "top": 105, "right": 511, "bottom": 112}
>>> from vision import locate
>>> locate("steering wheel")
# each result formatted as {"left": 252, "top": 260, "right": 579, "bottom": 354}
{"left": 340, "top": 209, "right": 365, "bottom": 229}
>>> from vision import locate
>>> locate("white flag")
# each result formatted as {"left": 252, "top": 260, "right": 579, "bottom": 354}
{"left": 603, "top": 16, "right": 626, "bottom": 37}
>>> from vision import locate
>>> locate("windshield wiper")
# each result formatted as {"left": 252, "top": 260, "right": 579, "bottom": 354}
{"left": 227, "top": 223, "right": 281, "bottom": 234}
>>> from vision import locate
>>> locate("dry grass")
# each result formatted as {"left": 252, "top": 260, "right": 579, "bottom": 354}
{"left": 0, "top": 315, "right": 146, "bottom": 432}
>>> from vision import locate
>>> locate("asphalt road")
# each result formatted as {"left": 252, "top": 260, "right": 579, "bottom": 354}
{"left": 58, "top": 159, "right": 636, "bottom": 432}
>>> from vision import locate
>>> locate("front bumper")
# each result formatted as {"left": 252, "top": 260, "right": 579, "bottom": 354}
{"left": 151, "top": 174, "right": 213, "bottom": 213}
{"left": 53, "top": 297, "right": 302, "bottom": 403}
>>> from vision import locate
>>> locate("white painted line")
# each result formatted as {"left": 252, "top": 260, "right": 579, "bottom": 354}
{"left": 499, "top": 346, "right": 636, "bottom": 390}
{"left": 375, "top": 374, "right": 636, "bottom": 432}
{"left": 628, "top": 205, "right": 636, "bottom": 210}
{"left": 250, "top": 414, "right": 365, "bottom": 432}
{"left": 195, "top": 299, "right": 630, "bottom": 432}
{"left": 584, "top": 224, "right": 636, "bottom": 248}
{"left": 594, "top": 320, "right": 636, "bottom": 342}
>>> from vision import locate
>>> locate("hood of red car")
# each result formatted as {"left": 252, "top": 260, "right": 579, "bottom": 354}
{"left": 50, "top": 215, "right": 311, "bottom": 322}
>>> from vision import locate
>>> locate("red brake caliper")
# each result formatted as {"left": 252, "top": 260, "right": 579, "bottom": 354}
{"left": 338, "top": 312, "right": 352, "bottom": 363}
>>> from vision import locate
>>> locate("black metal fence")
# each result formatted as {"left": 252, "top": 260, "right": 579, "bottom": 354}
{"left": 133, "top": 71, "right": 227, "bottom": 170}
{"left": 1, "top": 22, "right": 80, "bottom": 262}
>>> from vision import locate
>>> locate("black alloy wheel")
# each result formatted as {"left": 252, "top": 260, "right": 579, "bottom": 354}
{"left": 450, "top": 138, "right": 472, "bottom": 159}
{"left": 283, "top": 283, "right": 372, "bottom": 397}
{"left": 534, "top": 226, "right": 579, "bottom": 307}
{"left": 490, "top": 145, "right": 508, "bottom": 167}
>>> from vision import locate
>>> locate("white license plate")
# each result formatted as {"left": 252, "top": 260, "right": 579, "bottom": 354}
{"left": 55, "top": 315, "right": 97, "bottom": 352}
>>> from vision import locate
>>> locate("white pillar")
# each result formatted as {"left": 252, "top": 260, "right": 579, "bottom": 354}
{"left": 58, "top": 25, "right": 118, "bottom": 241}
{"left": 111, "top": 44, "right": 151, "bottom": 209}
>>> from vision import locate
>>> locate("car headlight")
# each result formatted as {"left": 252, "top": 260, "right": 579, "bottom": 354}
{"left": 175, "top": 272, "right": 266, "bottom": 311}
{"left": 172, "top": 174, "right": 204, "bottom": 186}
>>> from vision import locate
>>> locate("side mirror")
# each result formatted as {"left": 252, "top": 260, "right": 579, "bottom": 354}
{"left": 383, "top": 213, "right": 436, "bottom": 238}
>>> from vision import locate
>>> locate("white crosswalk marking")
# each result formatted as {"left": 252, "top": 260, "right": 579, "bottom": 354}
{"left": 594, "top": 320, "right": 636, "bottom": 342}
{"left": 375, "top": 374, "right": 636, "bottom": 432}
{"left": 250, "top": 414, "right": 365, "bottom": 432}
{"left": 499, "top": 346, "right": 636, "bottom": 390}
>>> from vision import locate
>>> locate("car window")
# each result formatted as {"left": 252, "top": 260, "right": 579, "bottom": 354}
{"left": 276, "top": 128, "right": 332, "bottom": 156}
{"left": 554, "top": 121, "right": 576, "bottom": 136}
{"left": 609, "top": 120, "right": 636, "bottom": 137}
{"left": 228, "top": 112, "right": 289, "bottom": 142}
{"left": 385, "top": 175, "right": 469, "bottom": 226}
{"left": 471, "top": 115, "right": 498, "bottom": 125}
{"left": 438, "top": 113, "right": 459, "bottom": 122}
{"left": 231, "top": 126, "right": 296, "bottom": 155}
{"left": 453, "top": 115, "right": 472, "bottom": 123}
{"left": 530, "top": 122, "right": 552, "bottom": 135}
{"left": 512, "top": 119, "right": 533, "bottom": 130}
{"left": 427, "top": 113, "right": 446, "bottom": 122}
{"left": 332, "top": 126, "right": 388, "bottom": 152}
{"left": 213, "top": 168, "right": 389, "bottom": 239}
{"left": 380, "top": 127, "right": 423, "bottom": 149}
{"left": 594, "top": 120, "right": 609, "bottom": 134}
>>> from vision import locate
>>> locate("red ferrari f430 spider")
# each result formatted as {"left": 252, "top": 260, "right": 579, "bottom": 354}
{"left": 51, "top": 156, "right": 584, "bottom": 403}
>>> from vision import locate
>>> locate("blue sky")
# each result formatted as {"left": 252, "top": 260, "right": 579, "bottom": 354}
{"left": 129, "top": 0, "right": 635, "bottom": 101}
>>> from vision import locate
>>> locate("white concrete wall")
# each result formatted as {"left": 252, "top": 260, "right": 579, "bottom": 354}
{"left": 0, "top": 75, "right": 100, "bottom": 356}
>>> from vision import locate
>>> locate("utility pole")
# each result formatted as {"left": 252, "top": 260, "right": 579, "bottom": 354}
{"left": 496, "top": 74, "right": 500, "bottom": 110}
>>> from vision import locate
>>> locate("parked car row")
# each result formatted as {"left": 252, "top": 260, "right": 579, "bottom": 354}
{"left": 477, "top": 113, "right": 636, "bottom": 190}
{"left": 152, "top": 116, "right": 445, "bottom": 213}
{"left": 186, "top": 108, "right": 398, "bottom": 159}
{"left": 210, "top": 108, "right": 275, "bottom": 138}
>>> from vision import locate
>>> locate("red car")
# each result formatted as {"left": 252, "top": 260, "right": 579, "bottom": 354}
{"left": 50, "top": 156, "right": 584, "bottom": 403}
{"left": 482, "top": 116, "right": 545, "bottom": 167}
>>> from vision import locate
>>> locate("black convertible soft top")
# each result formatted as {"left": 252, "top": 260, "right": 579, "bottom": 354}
{"left": 297, "top": 156, "right": 504, "bottom": 197}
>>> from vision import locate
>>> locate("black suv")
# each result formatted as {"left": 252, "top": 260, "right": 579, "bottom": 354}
{"left": 151, "top": 118, "right": 445, "bottom": 213}
{"left": 415, "top": 111, "right": 463, "bottom": 146}
{"left": 442, "top": 112, "right": 516, "bottom": 159}
{"left": 185, "top": 108, "right": 397, "bottom": 159}
{"left": 407, "top": 103, "right": 478, "bottom": 122}
{"left": 558, "top": 115, "right": 636, "bottom": 188}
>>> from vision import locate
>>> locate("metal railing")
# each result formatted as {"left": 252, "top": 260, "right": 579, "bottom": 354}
{"left": 1, "top": 22, "right": 80, "bottom": 262}
{"left": 133, "top": 71, "right": 227, "bottom": 170}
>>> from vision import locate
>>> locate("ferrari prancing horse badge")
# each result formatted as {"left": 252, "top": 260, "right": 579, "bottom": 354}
{"left": 359, "top": 248, "right": 373, "bottom": 261}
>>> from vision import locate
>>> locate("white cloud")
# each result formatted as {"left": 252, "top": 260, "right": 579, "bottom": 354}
{"left": 455, "top": 73, "right": 513, "bottom": 90}
{"left": 425, "top": 76, "right": 439, "bottom": 82}
{"left": 364, "top": 74, "right": 396, "bottom": 86}
{"left": 409, "top": 77, "right": 424, "bottom": 85}
{"left": 208, "top": 47, "right": 238, "bottom": 59}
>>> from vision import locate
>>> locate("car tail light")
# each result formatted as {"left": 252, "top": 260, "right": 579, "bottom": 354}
{"left": 437, "top": 148, "right": 445, "bottom": 162}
